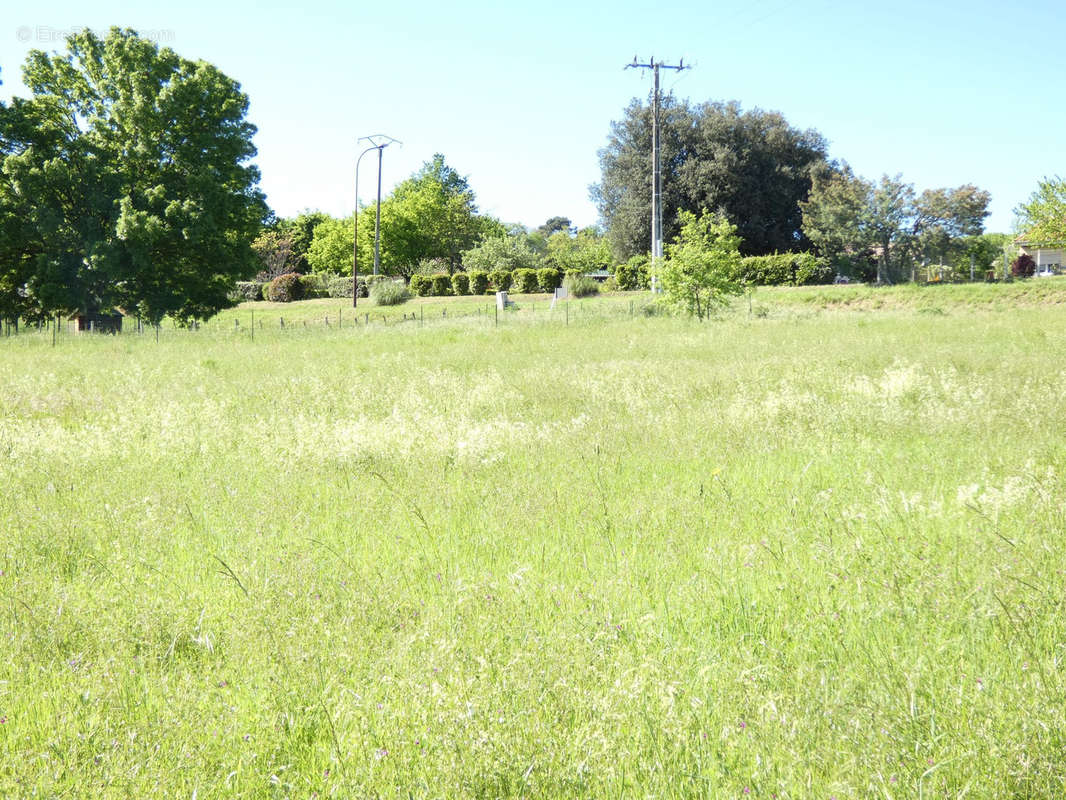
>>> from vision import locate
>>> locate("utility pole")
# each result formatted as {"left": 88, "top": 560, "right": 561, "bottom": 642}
{"left": 626, "top": 56, "right": 690, "bottom": 283}
{"left": 353, "top": 134, "right": 401, "bottom": 307}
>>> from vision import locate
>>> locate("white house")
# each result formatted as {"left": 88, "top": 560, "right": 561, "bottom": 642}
{"left": 1016, "top": 237, "right": 1063, "bottom": 273}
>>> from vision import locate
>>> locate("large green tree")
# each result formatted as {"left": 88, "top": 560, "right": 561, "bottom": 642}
{"left": 0, "top": 28, "right": 266, "bottom": 325}
{"left": 801, "top": 166, "right": 990, "bottom": 283}
{"left": 355, "top": 154, "right": 485, "bottom": 278}
{"left": 306, "top": 215, "right": 354, "bottom": 275}
{"left": 277, "top": 211, "right": 330, "bottom": 273}
{"left": 1016, "top": 177, "right": 1066, "bottom": 245}
{"left": 592, "top": 98, "right": 830, "bottom": 259}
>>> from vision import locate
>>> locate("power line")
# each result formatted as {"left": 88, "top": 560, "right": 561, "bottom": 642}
{"left": 625, "top": 57, "right": 691, "bottom": 277}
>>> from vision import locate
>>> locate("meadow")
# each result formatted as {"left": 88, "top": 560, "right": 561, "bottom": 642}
{"left": 1, "top": 283, "right": 1065, "bottom": 798}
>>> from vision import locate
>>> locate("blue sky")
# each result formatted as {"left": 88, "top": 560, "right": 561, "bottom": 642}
{"left": 3, "top": 0, "right": 1063, "bottom": 234}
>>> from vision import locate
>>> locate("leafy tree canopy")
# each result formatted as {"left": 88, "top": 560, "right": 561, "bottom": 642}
{"left": 537, "top": 216, "right": 575, "bottom": 238}
{"left": 354, "top": 154, "right": 485, "bottom": 277}
{"left": 592, "top": 98, "right": 830, "bottom": 260}
{"left": 278, "top": 211, "right": 330, "bottom": 273}
{"left": 461, "top": 233, "right": 544, "bottom": 274}
{"left": 0, "top": 27, "right": 267, "bottom": 324}
{"left": 546, "top": 227, "right": 612, "bottom": 274}
{"left": 800, "top": 165, "right": 990, "bottom": 284}
{"left": 1016, "top": 177, "right": 1066, "bottom": 246}
{"left": 306, "top": 215, "right": 355, "bottom": 275}
{"left": 657, "top": 210, "right": 743, "bottom": 320}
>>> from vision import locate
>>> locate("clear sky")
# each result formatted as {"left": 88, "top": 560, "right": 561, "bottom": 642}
{"left": 3, "top": 0, "right": 1063, "bottom": 234}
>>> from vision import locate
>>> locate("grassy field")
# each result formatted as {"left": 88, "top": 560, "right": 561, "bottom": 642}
{"left": 2, "top": 283, "right": 1066, "bottom": 797}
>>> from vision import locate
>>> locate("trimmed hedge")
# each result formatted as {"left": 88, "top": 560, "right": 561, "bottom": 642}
{"left": 733, "top": 252, "right": 832, "bottom": 286}
{"left": 468, "top": 271, "right": 489, "bottom": 295}
{"left": 410, "top": 274, "right": 433, "bottom": 296}
{"left": 267, "top": 272, "right": 304, "bottom": 302}
{"left": 489, "top": 269, "right": 513, "bottom": 291}
{"left": 327, "top": 276, "right": 367, "bottom": 298}
{"left": 451, "top": 272, "right": 470, "bottom": 296}
{"left": 513, "top": 268, "right": 539, "bottom": 294}
{"left": 430, "top": 273, "right": 452, "bottom": 296}
{"left": 234, "top": 281, "right": 262, "bottom": 302}
{"left": 537, "top": 268, "right": 562, "bottom": 293}
{"left": 301, "top": 272, "right": 331, "bottom": 299}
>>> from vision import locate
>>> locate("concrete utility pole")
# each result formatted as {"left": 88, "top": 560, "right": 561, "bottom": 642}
{"left": 353, "top": 134, "right": 401, "bottom": 307}
{"left": 625, "top": 56, "right": 691, "bottom": 280}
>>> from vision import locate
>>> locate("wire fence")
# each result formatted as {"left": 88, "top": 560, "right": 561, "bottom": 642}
{"left": 0, "top": 296, "right": 658, "bottom": 347}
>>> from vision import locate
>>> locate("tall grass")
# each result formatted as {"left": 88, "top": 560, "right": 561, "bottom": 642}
{"left": 1, "top": 291, "right": 1065, "bottom": 797}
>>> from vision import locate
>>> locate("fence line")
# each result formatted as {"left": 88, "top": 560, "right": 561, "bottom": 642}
{"left": 0, "top": 297, "right": 657, "bottom": 347}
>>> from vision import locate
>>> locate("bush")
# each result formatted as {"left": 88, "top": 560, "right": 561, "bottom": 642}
{"left": 451, "top": 272, "right": 470, "bottom": 296}
{"left": 489, "top": 269, "right": 512, "bottom": 291}
{"left": 260, "top": 281, "right": 273, "bottom": 300}
{"left": 513, "top": 268, "right": 539, "bottom": 294}
{"left": 327, "top": 276, "right": 367, "bottom": 298}
{"left": 411, "top": 274, "right": 433, "bottom": 296}
{"left": 563, "top": 273, "right": 600, "bottom": 298}
{"left": 468, "top": 271, "right": 489, "bottom": 295}
{"left": 1012, "top": 253, "right": 1036, "bottom": 278}
{"left": 537, "top": 268, "right": 562, "bottom": 293}
{"left": 267, "top": 272, "right": 304, "bottom": 302}
{"left": 615, "top": 255, "right": 650, "bottom": 290}
{"left": 234, "top": 281, "right": 262, "bottom": 301}
{"left": 370, "top": 279, "right": 412, "bottom": 306}
{"left": 732, "top": 252, "right": 832, "bottom": 286}
{"left": 430, "top": 273, "right": 452, "bottom": 296}
{"left": 301, "top": 272, "right": 332, "bottom": 298}
{"left": 365, "top": 274, "right": 389, "bottom": 289}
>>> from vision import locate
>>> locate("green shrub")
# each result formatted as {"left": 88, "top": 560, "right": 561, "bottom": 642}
{"left": 513, "top": 268, "right": 539, "bottom": 294}
{"left": 234, "top": 281, "right": 262, "bottom": 301}
{"left": 430, "top": 273, "right": 452, "bottom": 296}
{"left": 468, "top": 271, "right": 489, "bottom": 295}
{"left": 326, "top": 276, "right": 361, "bottom": 298}
{"left": 326, "top": 276, "right": 368, "bottom": 298}
{"left": 563, "top": 273, "right": 600, "bottom": 298}
{"left": 370, "top": 279, "right": 412, "bottom": 306}
{"left": 413, "top": 274, "right": 433, "bottom": 297}
{"left": 301, "top": 272, "right": 332, "bottom": 298}
{"left": 365, "top": 274, "right": 389, "bottom": 289}
{"left": 732, "top": 253, "right": 832, "bottom": 286}
{"left": 267, "top": 272, "right": 304, "bottom": 302}
{"left": 409, "top": 275, "right": 425, "bottom": 296}
{"left": 615, "top": 255, "right": 650, "bottom": 290}
{"left": 260, "top": 281, "right": 273, "bottom": 300}
{"left": 537, "top": 268, "right": 562, "bottom": 293}
{"left": 451, "top": 272, "right": 470, "bottom": 296}
{"left": 489, "top": 270, "right": 512, "bottom": 291}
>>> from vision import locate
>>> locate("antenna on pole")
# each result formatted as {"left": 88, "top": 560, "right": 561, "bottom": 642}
{"left": 625, "top": 56, "right": 691, "bottom": 288}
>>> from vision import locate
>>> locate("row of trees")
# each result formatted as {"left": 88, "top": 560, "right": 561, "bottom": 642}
{"left": 593, "top": 96, "right": 1006, "bottom": 283}
{"left": 254, "top": 159, "right": 614, "bottom": 284}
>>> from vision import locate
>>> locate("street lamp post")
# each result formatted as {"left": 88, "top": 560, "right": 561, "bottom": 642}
{"left": 353, "top": 134, "right": 400, "bottom": 307}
